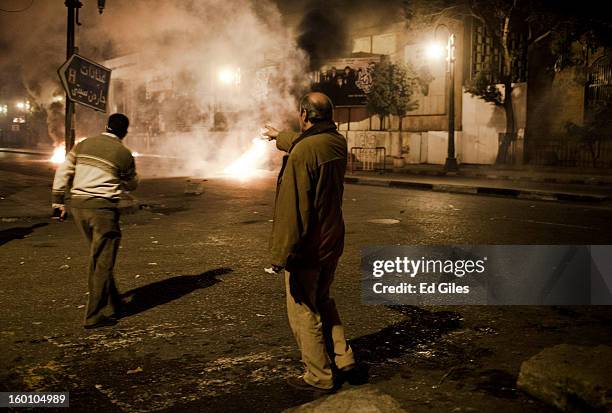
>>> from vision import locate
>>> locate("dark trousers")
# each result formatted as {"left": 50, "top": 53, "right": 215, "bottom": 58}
{"left": 72, "top": 207, "right": 122, "bottom": 326}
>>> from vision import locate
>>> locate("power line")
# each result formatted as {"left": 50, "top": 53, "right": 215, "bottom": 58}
{"left": 0, "top": 0, "right": 34, "bottom": 13}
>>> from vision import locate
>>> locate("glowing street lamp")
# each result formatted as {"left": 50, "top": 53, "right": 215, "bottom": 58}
{"left": 218, "top": 68, "right": 234, "bottom": 85}
{"left": 425, "top": 42, "right": 446, "bottom": 60}
{"left": 426, "top": 24, "right": 458, "bottom": 172}
{"left": 15, "top": 100, "right": 31, "bottom": 111}
{"left": 214, "top": 66, "right": 241, "bottom": 126}
{"left": 217, "top": 67, "right": 241, "bottom": 86}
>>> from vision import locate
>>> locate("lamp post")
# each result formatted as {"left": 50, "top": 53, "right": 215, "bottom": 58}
{"left": 427, "top": 24, "right": 458, "bottom": 172}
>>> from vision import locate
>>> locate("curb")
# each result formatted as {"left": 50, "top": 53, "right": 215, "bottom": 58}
{"left": 0, "top": 148, "right": 52, "bottom": 156}
{"left": 345, "top": 176, "right": 609, "bottom": 203}
{"left": 389, "top": 169, "right": 612, "bottom": 187}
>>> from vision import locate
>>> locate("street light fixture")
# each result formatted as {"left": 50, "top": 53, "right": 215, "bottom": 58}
{"left": 426, "top": 24, "right": 458, "bottom": 172}
{"left": 15, "top": 101, "right": 31, "bottom": 112}
{"left": 425, "top": 42, "right": 445, "bottom": 60}
{"left": 217, "top": 67, "right": 240, "bottom": 86}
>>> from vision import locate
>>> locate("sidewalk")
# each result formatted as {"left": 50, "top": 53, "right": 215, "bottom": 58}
{"left": 361, "top": 163, "right": 612, "bottom": 186}
{"left": 345, "top": 170, "right": 612, "bottom": 203}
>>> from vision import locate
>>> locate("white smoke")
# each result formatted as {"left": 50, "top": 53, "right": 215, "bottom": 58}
{"left": 90, "top": 0, "right": 309, "bottom": 177}
{"left": 1, "top": 0, "right": 309, "bottom": 176}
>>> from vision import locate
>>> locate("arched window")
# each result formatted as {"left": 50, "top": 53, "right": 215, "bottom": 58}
{"left": 587, "top": 56, "right": 612, "bottom": 108}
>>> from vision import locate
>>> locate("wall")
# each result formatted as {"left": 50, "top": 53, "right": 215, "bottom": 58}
{"left": 526, "top": 40, "right": 589, "bottom": 144}
{"left": 347, "top": 18, "right": 465, "bottom": 134}
{"left": 342, "top": 129, "right": 465, "bottom": 165}
{"left": 461, "top": 83, "right": 527, "bottom": 164}
{"left": 339, "top": 83, "right": 528, "bottom": 166}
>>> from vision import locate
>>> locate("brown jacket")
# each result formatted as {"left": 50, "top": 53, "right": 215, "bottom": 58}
{"left": 270, "top": 121, "right": 347, "bottom": 269}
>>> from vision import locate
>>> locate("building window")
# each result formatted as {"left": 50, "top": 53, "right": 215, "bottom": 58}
{"left": 353, "top": 37, "right": 372, "bottom": 53}
{"left": 470, "top": 18, "right": 527, "bottom": 83}
{"left": 587, "top": 56, "right": 612, "bottom": 107}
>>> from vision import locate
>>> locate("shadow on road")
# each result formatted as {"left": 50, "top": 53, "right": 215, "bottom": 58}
{"left": 157, "top": 378, "right": 317, "bottom": 413}
{"left": 120, "top": 267, "right": 233, "bottom": 318}
{"left": 349, "top": 306, "right": 463, "bottom": 377}
{"left": 0, "top": 222, "right": 48, "bottom": 246}
{"left": 157, "top": 306, "right": 463, "bottom": 413}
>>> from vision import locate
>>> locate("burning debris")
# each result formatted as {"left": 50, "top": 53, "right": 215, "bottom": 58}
{"left": 223, "top": 138, "right": 272, "bottom": 181}
{"left": 50, "top": 138, "right": 86, "bottom": 165}
{"left": 50, "top": 145, "right": 66, "bottom": 164}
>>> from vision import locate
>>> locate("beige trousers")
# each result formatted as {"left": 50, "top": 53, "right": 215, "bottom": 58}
{"left": 284, "top": 260, "right": 355, "bottom": 389}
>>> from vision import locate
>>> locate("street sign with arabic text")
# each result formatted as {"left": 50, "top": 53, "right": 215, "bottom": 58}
{"left": 58, "top": 54, "right": 111, "bottom": 112}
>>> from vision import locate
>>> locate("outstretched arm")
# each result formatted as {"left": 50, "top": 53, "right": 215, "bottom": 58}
{"left": 262, "top": 124, "right": 299, "bottom": 153}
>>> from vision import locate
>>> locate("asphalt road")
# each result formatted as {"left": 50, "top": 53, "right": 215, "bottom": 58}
{"left": 0, "top": 155, "right": 611, "bottom": 412}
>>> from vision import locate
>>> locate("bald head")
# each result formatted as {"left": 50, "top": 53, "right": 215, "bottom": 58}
{"left": 299, "top": 92, "right": 334, "bottom": 124}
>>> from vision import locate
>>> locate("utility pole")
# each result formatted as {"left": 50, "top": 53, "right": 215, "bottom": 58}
{"left": 64, "top": 0, "right": 81, "bottom": 153}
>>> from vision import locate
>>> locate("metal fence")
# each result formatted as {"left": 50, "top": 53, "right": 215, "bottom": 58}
{"left": 348, "top": 147, "right": 386, "bottom": 173}
{"left": 526, "top": 139, "right": 612, "bottom": 168}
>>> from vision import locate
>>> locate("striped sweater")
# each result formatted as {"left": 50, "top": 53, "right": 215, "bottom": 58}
{"left": 52, "top": 132, "right": 138, "bottom": 209}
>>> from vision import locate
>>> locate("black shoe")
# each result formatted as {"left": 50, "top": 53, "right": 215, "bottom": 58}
{"left": 286, "top": 376, "right": 335, "bottom": 394}
{"left": 84, "top": 316, "right": 118, "bottom": 329}
{"left": 113, "top": 296, "right": 134, "bottom": 319}
{"left": 339, "top": 364, "right": 369, "bottom": 386}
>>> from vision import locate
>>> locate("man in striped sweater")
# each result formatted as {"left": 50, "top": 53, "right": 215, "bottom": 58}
{"left": 52, "top": 113, "right": 138, "bottom": 329}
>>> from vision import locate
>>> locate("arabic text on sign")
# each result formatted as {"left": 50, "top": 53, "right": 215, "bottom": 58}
{"left": 70, "top": 86, "right": 107, "bottom": 106}
{"left": 79, "top": 65, "right": 108, "bottom": 84}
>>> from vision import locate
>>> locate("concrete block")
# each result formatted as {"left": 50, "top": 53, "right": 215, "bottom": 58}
{"left": 284, "top": 385, "right": 407, "bottom": 413}
{"left": 517, "top": 344, "right": 612, "bottom": 412}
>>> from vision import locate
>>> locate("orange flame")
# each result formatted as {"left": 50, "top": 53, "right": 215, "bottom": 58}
{"left": 223, "top": 138, "right": 269, "bottom": 181}
{"left": 50, "top": 145, "right": 66, "bottom": 164}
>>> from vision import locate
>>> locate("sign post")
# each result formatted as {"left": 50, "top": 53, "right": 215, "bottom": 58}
{"left": 63, "top": 0, "right": 80, "bottom": 152}
{"left": 58, "top": 54, "right": 111, "bottom": 113}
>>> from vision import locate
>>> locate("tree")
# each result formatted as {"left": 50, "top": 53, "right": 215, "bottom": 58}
{"left": 528, "top": 0, "right": 612, "bottom": 71}
{"left": 366, "top": 60, "right": 416, "bottom": 131}
{"left": 465, "top": 0, "right": 531, "bottom": 165}
{"left": 404, "top": 0, "right": 612, "bottom": 165}
{"left": 403, "top": 0, "right": 528, "bottom": 164}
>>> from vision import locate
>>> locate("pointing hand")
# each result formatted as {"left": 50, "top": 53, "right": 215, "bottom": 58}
{"left": 262, "top": 124, "right": 279, "bottom": 140}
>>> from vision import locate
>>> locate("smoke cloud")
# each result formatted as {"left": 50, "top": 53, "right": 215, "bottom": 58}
{"left": 297, "top": 3, "right": 350, "bottom": 71}
{"left": 292, "top": 0, "right": 405, "bottom": 71}
{"left": 0, "top": 0, "right": 309, "bottom": 177}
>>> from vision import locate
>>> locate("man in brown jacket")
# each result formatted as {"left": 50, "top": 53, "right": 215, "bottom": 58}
{"left": 264, "top": 92, "right": 356, "bottom": 392}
